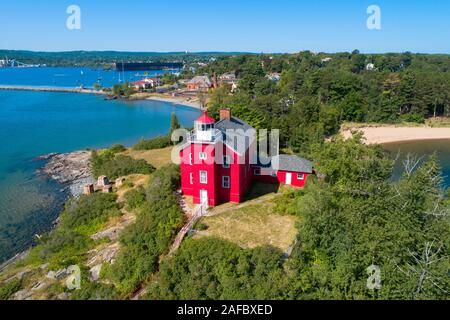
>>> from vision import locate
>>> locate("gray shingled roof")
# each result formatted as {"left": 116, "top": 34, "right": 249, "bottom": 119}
{"left": 216, "top": 117, "right": 255, "bottom": 154}
{"left": 271, "top": 155, "right": 313, "bottom": 173}
{"left": 216, "top": 116, "right": 253, "bottom": 132}
{"left": 187, "top": 75, "right": 212, "bottom": 87}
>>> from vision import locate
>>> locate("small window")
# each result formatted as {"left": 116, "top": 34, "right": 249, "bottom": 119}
{"left": 189, "top": 172, "right": 194, "bottom": 185}
{"left": 223, "top": 155, "right": 231, "bottom": 168}
{"left": 200, "top": 171, "right": 207, "bottom": 184}
{"left": 254, "top": 168, "right": 261, "bottom": 176}
{"left": 222, "top": 176, "right": 230, "bottom": 189}
{"left": 199, "top": 152, "right": 207, "bottom": 160}
{"left": 297, "top": 173, "right": 305, "bottom": 180}
{"left": 189, "top": 153, "right": 193, "bottom": 165}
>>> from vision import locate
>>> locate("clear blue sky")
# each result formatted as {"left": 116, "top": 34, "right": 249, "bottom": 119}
{"left": 0, "top": 0, "right": 448, "bottom": 53}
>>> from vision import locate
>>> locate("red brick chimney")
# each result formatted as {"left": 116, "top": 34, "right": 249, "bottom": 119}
{"left": 220, "top": 108, "right": 231, "bottom": 121}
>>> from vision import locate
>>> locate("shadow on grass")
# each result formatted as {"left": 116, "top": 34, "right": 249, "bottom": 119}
{"left": 243, "top": 182, "right": 280, "bottom": 202}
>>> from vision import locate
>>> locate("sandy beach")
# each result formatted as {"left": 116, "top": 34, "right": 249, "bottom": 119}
{"left": 145, "top": 95, "right": 203, "bottom": 110}
{"left": 342, "top": 126, "right": 450, "bottom": 144}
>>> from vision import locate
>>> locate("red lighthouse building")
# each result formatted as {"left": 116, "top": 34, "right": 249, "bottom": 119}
{"left": 180, "top": 109, "right": 313, "bottom": 207}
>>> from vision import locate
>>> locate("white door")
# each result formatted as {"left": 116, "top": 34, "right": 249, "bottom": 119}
{"left": 200, "top": 190, "right": 208, "bottom": 205}
{"left": 286, "top": 173, "right": 292, "bottom": 185}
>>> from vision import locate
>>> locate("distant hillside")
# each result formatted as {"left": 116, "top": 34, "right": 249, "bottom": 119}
{"left": 0, "top": 50, "right": 254, "bottom": 68}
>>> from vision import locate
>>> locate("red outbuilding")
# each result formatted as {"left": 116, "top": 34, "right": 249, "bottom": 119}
{"left": 180, "top": 109, "right": 313, "bottom": 206}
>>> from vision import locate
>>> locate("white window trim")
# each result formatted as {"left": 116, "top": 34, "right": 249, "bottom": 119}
{"left": 199, "top": 152, "right": 207, "bottom": 160}
{"left": 189, "top": 153, "right": 193, "bottom": 165}
{"left": 223, "top": 155, "right": 231, "bottom": 168}
{"left": 189, "top": 172, "right": 194, "bottom": 185}
{"left": 222, "top": 176, "right": 230, "bottom": 189}
{"left": 200, "top": 171, "right": 208, "bottom": 184}
{"left": 297, "top": 173, "right": 305, "bottom": 180}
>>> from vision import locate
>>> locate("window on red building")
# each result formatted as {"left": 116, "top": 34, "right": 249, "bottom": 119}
{"left": 222, "top": 176, "right": 230, "bottom": 188}
{"left": 223, "top": 155, "right": 230, "bottom": 168}
{"left": 200, "top": 171, "right": 207, "bottom": 184}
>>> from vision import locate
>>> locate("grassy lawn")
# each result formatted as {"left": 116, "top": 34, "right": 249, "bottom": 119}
{"left": 194, "top": 183, "right": 298, "bottom": 252}
{"left": 124, "top": 146, "right": 175, "bottom": 169}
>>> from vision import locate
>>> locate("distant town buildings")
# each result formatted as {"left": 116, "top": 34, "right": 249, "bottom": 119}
{"left": 131, "top": 77, "right": 162, "bottom": 90}
{"left": 219, "top": 71, "right": 239, "bottom": 92}
{"left": 186, "top": 75, "right": 213, "bottom": 92}
{"left": 219, "top": 71, "right": 238, "bottom": 83}
{"left": 321, "top": 57, "right": 333, "bottom": 63}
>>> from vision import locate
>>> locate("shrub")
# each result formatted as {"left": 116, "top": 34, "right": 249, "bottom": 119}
{"left": 400, "top": 112, "right": 425, "bottom": 124}
{"left": 26, "top": 193, "right": 121, "bottom": 268}
{"left": 71, "top": 282, "right": 118, "bottom": 300}
{"left": 132, "top": 136, "right": 171, "bottom": 151}
{"left": 0, "top": 278, "right": 22, "bottom": 300}
{"left": 60, "top": 193, "right": 120, "bottom": 232}
{"left": 110, "top": 144, "right": 127, "bottom": 153}
{"left": 146, "top": 238, "right": 286, "bottom": 300}
{"left": 109, "top": 165, "right": 183, "bottom": 294}
{"left": 92, "top": 153, "right": 155, "bottom": 180}
{"left": 124, "top": 187, "right": 146, "bottom": 210}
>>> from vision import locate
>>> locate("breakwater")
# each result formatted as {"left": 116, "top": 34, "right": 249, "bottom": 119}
{"left": 0, "top": 85, "right": 106, "bottom": 94}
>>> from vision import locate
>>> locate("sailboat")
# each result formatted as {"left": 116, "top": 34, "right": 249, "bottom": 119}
{"left": 97, "top": 71, "right": 103, "bottom": 82}
{"left": 80, "top": 70, "right": 84, "bottom": 76}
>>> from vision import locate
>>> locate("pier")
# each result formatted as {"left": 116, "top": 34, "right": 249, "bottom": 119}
{"left": 0, "top": 85, "right": 106, "bottom": 95}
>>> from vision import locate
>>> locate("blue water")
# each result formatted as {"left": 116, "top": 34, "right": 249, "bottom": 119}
{"left": 384, "top": 140, "right": 450, "bottom": 191}
{"left": 0, "top": 67, "right": 172, "bottom": 88}
{"left": 0, "top": 87, "right": 199, "bottom": 262}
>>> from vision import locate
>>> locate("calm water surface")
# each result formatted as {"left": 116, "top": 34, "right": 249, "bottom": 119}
{"left": 0, "top": 88, "right": 199, "bottom": 262}
{"left": 0, "top": 67, "right": 173, "bottom": 88}
{"left": 384, "top": 139, "right": 450, "bottom": 190}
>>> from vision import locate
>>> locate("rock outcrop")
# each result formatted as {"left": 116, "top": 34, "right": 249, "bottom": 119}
{"left": 39, "top": 151, "right": 94, "bottom": 197}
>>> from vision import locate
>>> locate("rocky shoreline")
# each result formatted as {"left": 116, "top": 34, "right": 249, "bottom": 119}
{"left": 0, "top": 151, "right": 94, "bottom": 284}
{"left": 38, "top": 150, "right": 94, "bottom": 198}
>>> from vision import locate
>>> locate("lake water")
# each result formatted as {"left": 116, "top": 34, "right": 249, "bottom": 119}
{"left": 384, "top": 140, "right": 450, "bottom": 191}
{"left": 0, "top": 86, "right": 199, "bottom": 263}
{"left": 0, "top": 67, "right": 172, "bottom": 88}
{"left": 1, "top": 67, "right": 449, "bottom": 263}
